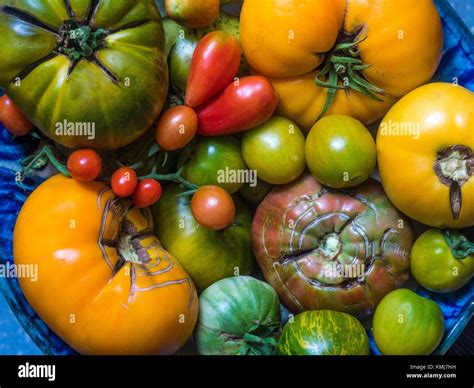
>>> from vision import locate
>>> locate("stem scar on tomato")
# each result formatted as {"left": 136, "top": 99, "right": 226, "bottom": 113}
{"left": 433, "top": 145, "right": 473, "bottom": 220}
{"left": 97, "top": 192, "right": 195, "bottom": 307}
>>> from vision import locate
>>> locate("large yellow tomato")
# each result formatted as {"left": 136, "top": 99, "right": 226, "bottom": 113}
{"left": 241, "top": 0, "right": 443, "bottom": 130}
{"left": 13, "top": 175, "right": 198, "bottom": 355}
{"left": 377, "top": 83, "right": 474, "bottom": 228}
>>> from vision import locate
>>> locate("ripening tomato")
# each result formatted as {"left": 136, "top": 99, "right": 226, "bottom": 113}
{"left": 0, "top": 95, "right": 33, "bottom": 136}
{"left": 67, "top": 149, "right": 102, "bottom": 182}
{"left": 133, "top": 179, "right": 163, "bottom": 208}
{"left": 155, "top": 106, "right": 198, "bottom": 151}
{"left": 111, "top": 167, "right": 138, "bottom": 198}
{"left": 165, "top": 0, "right": 220, "bottom": 29}
{"left": 191, "top": 186, "right": 236, "bottom": 230}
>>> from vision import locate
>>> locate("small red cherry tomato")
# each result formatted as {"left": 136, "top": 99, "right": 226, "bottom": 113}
{"left": 111, "top": 167, "right": 138, "bottom": 197}
{"left": 133, "top": 179, "right": 163, "bottom": 208}
{"left": 67, "top": 149, "right": 102, "bottom": 182}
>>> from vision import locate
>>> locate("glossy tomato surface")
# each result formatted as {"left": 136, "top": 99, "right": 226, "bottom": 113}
{"left": 0, "top": 0, "right": 168, "bottom": 150}
{"left": 13, "top": 175, "right": 198, "bottom": 355}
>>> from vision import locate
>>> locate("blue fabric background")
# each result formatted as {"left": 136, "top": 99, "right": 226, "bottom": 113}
{"left": 0, "top": 0, "right": 473, "bottom": 355}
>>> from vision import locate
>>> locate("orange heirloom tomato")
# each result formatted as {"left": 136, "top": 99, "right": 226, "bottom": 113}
{"left": 13, "top": 175, "right": 198, "bottom": 355}
{"left": 377, "top": 83, "right": 474, "bottom": 228}
{"left": 240, "top": 0, "right": 443, "bottom": 130}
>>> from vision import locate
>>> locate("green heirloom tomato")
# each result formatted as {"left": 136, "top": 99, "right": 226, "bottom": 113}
{"left": 169, "top": 37, "right": 198, "bottom": 93}
{"left": 241, "top": 116, "right": 306, "bottom": 185}
{"left": 411, "top": 229, "right": 474, "bottom": 293}
{"left": 0, "top": 0, "right": 168, "bottom": 150}
{"left": 152, "top": 184, "right": 254, "bottom": 290}
{"left": 373, "top": 289, "right": 444, "bottom": 355}
{"left": 182, "top": 136, "right": 247, "bottom": 194}
{"left": 195, "top": 276, "right": 281, "bottom": 355}
{"left": 278, "top": 310, "right": 370, "bottom": 355}
{"left": 305, "top": 115, "right": 376, "bottom": 188}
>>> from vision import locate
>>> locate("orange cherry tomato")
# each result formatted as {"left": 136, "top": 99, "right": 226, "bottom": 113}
{"left": 0, "top": 95, "right": 33, "bottom": 136}
{"left": 155, "top": 106, "right": 198, "bottom": 151}
{"left": 191, "top": 185, "right": 236, "bottom": 230}
{"left": 111, "top": 167, "right": 138, "bottom": 197}
{"left": 67, "top": 149, "right": 102, "bottom": 182}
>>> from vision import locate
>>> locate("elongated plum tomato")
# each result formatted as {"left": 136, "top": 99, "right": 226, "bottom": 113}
{"left": 186, "top": 30, "right": 241, "bottom": 107}
{"left": 191, "top": 185, "right": 236, "bottom": 230}
{"left": 67, "top": 149, "right": 102, "bottom": 182}
{"left": 133, "top": 179, "right": 163, "bottom": 208}
{"left": 111, "top": 167, "right": 138, "bottom": 198}
{"left": 0, "top": 95, "right": 33, "bottom": 136}
{"left": 305, "top": 115, "right": 376, "bottom": 188}
{"left": 155, "top": 106, "right": 198, "bottom": 151}
{"left": 13, "top": 175, "right": 198, "bottom": 354}
{"left": 196, "top": 76, "right": 278, "bottom": 136}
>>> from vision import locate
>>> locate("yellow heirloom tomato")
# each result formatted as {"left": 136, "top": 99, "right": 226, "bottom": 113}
{"left": 241, "top": 0, "right": 443, "bottom": 130}
{"left": 14, "top": 175, "right": 198, "bottom": 355}
{"left": 377, "top": 83, "right": 474, "bottom": 228}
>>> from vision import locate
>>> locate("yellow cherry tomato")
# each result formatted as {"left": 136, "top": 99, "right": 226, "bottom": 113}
{"left": 377, "top": 83, "right": 474, "bottom": 228}
{"left": 14, "top": 174, "right": 198, "bottom": 355}
{"left": 241, "top": 0, "right": 443, "bottom": 130}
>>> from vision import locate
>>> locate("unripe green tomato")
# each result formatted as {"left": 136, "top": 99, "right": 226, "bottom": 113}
{"left": 411, "top": 229, "right": 474, "bottom": 292}
{"left": 305, "top": 115, "right": 376, "bottom": 188}
{"left": 241, "top": 116, "right": 306, "bottom": 185}
{"left": 373, "top": 289, "right": 444, "bottom": 355}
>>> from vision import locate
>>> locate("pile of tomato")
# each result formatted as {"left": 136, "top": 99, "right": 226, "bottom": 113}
{"left": 0, "top": 0, "right": 473, "bottom": 356}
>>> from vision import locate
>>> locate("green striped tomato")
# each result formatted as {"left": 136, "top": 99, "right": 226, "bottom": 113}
{"left": 195, "top": 276, "right": 281, "bottom": 355}
{"left": 278, "top": 310, "right": 370, "bottom": 355}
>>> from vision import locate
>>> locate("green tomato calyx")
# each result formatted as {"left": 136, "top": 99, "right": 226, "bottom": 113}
{"left": 315, "top": 26, "right": 386, "bottom": 120}
{"left": 58, "top": 20, "right": 106, "bottom": 61}
{"left": 238, "top": 322, "right": 280, "bottom": 356}
{"left": 442, "top": 229, "right": 474, "bottom": 260}
{"left": 434, "top": 145, "right": 473, "bottom": 220}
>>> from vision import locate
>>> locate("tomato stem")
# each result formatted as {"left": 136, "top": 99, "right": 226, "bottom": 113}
{"left": 315, "top": 29, "right": 386, "bottom": 119}
{"left": 140, "top": 166, "right": 199, "bottom": 192}
{"left": 18, "top": 144, "right": 70, "bottom": 189}
{"left": 442, "top": 229, "right": 474, "bottom": 260}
